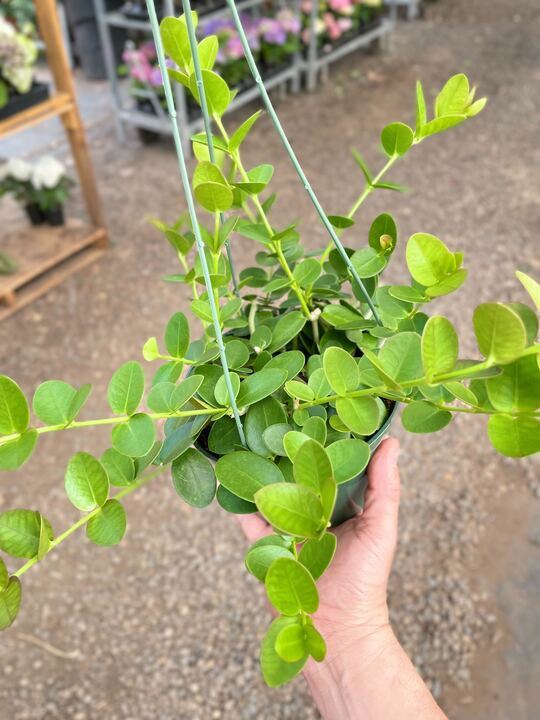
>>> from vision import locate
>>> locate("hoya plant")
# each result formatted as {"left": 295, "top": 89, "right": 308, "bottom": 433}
{"left": 1, "top": 7, "right": 539, "bottom": 689}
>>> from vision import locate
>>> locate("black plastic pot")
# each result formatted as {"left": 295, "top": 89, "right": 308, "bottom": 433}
{"left": 46, "top": 205, "right": 65, "bottom": 226}
{"left": 0, "top": 83, "right": 50, "bottom": 121}
{"left": 24, "top": 203, "right": 46, "bottom": 226}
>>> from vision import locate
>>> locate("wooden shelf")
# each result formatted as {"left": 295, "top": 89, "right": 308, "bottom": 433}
{"left": 0, "top": 223, "right": 106, "bottom": 321}
{"left": 0, "top": 92, "right": 74, "bottom": 139}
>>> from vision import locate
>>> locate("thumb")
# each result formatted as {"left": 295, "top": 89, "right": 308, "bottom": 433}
{"left": 360, "top": 437, "right": 401, "bottom": 572}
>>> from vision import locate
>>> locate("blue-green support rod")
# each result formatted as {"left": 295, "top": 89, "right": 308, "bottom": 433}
{"left": 224, "top": 0, "right": 382, "bottom": 326}
{"left": 145, "top": 0, "right": 247, "bottom": 447}
{"left": 181, "top": 1, "right": 239, "bottom": 296}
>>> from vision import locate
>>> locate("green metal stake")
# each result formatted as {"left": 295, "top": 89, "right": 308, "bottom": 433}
{"left": 224, "top": 0, "right": 382, "bottom": 326}
{"left": 145, "top": 0, "right": 247, "bottom": 447}
{"left": 181, "top": 1, "right": 239, "bottom": 296}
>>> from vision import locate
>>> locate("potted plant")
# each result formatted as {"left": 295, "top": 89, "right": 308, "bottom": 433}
{"left": 258, "top": 9, "right": 301, "bottom": 75}
{"left": 0, "top": 13, "right": 539, "bottom": 691}
{"left": 199, "top": 15, "right": 259, "bottom": 91}
{"left": 0, "top": 155, "right": 73, "bottom": 225}
{"left": 301, "top": 0, "right": 382, "bottom": 54}
{"left": 0, "top": 16, "right": 47, "bottom": 119}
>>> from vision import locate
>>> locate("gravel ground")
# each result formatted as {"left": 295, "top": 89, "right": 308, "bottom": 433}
{"left": 0, "top": 0, "right": 539, "bottom": 717}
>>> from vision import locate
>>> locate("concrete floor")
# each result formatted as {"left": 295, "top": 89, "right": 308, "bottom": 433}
{"left": 0, "top": 0, "right": 539, "bottom": 717}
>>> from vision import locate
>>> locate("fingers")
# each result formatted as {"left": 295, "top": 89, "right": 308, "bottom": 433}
{"left": 360, "top": 437, "right": 401, "bottom": 565}
{"left": 234, "top": 512, "right": 272, "bottom": 543}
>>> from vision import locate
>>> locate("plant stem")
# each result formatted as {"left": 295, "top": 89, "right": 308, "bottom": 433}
{"left": 13, "top": 467, "right": 165, "bottom": 579}
{"left": 0, "top": 407, "right": 224, "bottom": 446}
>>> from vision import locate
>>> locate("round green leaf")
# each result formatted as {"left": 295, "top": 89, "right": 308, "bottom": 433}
{"left": 216, "top": 484, "right": 256, "bottom": 514}
{"left": 516, "top": 271, "right": 540, "bottom": 312}
{"left": 336, "top": 396, "right": 381, "bottom": 436}
{"left": 100, "top": 448, "right": 135, "bottom": 487}
{"left": 326, "top": 439, "right": 370, "bottom": 483}
{"left": 0, "top": 510, "right": 53, "bottom": 559}
{"left": 245, "top": 543, "right": 294, "bottom": 583}
{"left": 262, "top": 423, "right": 291, "bottom": 457}
{"left": 245, "top": 397, "right": 287, "bottom": 457}
{"left": 107, "top": 361, "right": 145, "bottom": 416}
{"left": 473, "top": 303, "right": 527, "bottom": 364}
{"left": 369, "top": 213, "right": 397, "bottom": 254}
{"left": 189, "top": 69, "right": 231, "bottom": 116}
{"left": 237, "top": 369, "right": 287, "bottom": 407}
{"left": 285, "top": 381, "right": 314, "bottom": 402}
{"left": 165, "top": 312, "right": 189, "bottom": 358}
{"left": 261, "top": 616, "right": 308, "bottom": 687}
{"left": 406, "top": 233, "right": 455, "bottom": 286}
{"left": 215, "top": 451, "right": 283, "bottom": 502}
{"left": 293, "top": 259, "right": 321, "bottom": 288}
{"left": 265, "top": 351, "right": 305, "bottom": 381}
{"left": 65, "top": 452, "right": 109, "bottom": 511}
{"left": 275, "top": 623, "right": 306, "bottom": 663}
{"left": 0, "top": 376, "right": 29, "bottom": 434}
{"left": 172, "top": 448, "right": 216, "bottom": 508}
{"left": 305, "top": 623, "right": 326, "bottom": 661}
{"left": 487, "top": 415, "right": 540, "bottom": 457}
{"left": 379, "top": 332, "right": 423, "bottom": 383}
{"left": 194, "top": 181, "right": 233, "bottom": 213}
{"left": 486, "top": 356, "right": 540, "bottom": 412}
{"left": 282, "top": 430, "right": 310, "bottom": 461}
{"left": 298, "top": 532, "right": 337, "bottom": 580}
{"left": 255, "top": 483, "right": 324, "bottom": 538}
{"left": 214, "top": 372, "right": 240, "bottom": 407}
{"left": 224, "top": 339, "right": 250, "bottom": 369}
{"left": 86, "top": 499, "right": 127, "bottom": 546}
{"left": 112, "top": 413, "right": 155, "bottom": 458}
{"left": 32, "top": 380, "right": 77, "bottom": 426}
{"left": 268, "top": 312, "right": 306, "bottom": 353}
{"left": 302, "top": 416, "right": 326, "bottom": 445}
{"left": 381, "top": 122, "right": 414, "bottom": 157}
{"left": 208, "top": 416, "right": 242, "bottom": 455}
{"left": 351, "top": 247, "right": 386, "bottom": 278}
{"left": 421, "top": 316, "right": 459, "bottom": 378}
{"left": 293, "top": 439, "right": 334, "bottom": 504}
{"left": 0, "top": 576, "right": 21, "bottom": 630}
{"left": 401, "top": 400, "right": 452, "bottom": 433}
{"left": 0, "top": 430, "right": 38, "bottom": 471}
{"left": 143, "top": 337, "right": 159, "bottom": 361}
{"left": 265, "top": 557, "right": 319, "bottom": 615}
{"left": 323, "top": 347, "right": 360, "bottom": 396}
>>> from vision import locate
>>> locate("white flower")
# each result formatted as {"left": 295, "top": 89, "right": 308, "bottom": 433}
{"left": 7, "top": 157, "right": 32, "bottom": 182}
{"left": 31, "top": 156, "right": 65, "bottom": 189}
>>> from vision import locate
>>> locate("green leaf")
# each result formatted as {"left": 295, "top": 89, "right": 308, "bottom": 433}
{"left": 32, "top": 380, "right": 77, "bottom": 425}
{"left": 379, "top": 332, "right": 423, "bottom": 383}
{"left": 268, "top": 312, "right": 306, "bottom": 353}
{"left": 305, "top": 623, "right": 326, "bottom": 662}
{"left": 419, "top": 115, "right": 466, "bottom": 139}
{"left": 107, "top": 361, "right": 145, "bottom": 416}
{"left": 473, "top": 303, "right": 527, "bottom": 364}
{"left": 424, "top": 269, "right": 467, "bottom": 298}
{"left": 369, "top": 213, "right": 397, "bottom": 254}
{"left": 351, "top": 148, "right": 373, "bottom": 184}
{"left": 415, "top": 80, "right": 427, "bottom": 134}
{"left": 262, "top": 423, "right": 291, "bottom": 457}
{"left": 486, "top": 356, "right": 540, "bottom": 412}
{"left": 388, "top": 285, "right": 427, "bottom": 303}
{"left": 194, "top": 182, "right": 233, "bottom": 213}
{"left": 245, "top": 541, "right": 293, "bottom": 582}
{"left": 208, "top": 416, "right": 241, "bottom": 454}
{"left": 65, "top": 452, "right": 109, "bottom": 512}
{"left": 509, "top": 303, "right": 538, "bottom": 345}
{"left": 381, "top": 122, "right": 414, "bottom": 157}
{"left": 285, "top": 381, "right": 314, "bottom": 402}
{"left": 487, "top": 415, "right": 540, "bottom": 457}
{"left": 0, "top": 577, "right": 21, "bottom": 630}
{"left": 237, "top": 369, "right": 287, "bottom": 407}
{"left": 189, "top": 69, "right": 231, "bottom": 117}
{"left": 0, "top": 430, "right": 38, "bottom": 471}
{"left": 308, "top": 368, "right": 332, "bottom": 398}
{"left": 406, "top": 233, "right": 456, "bottom": 286}
{"left": 275, "top": 622, "right": 306, "bottom": 662}
{"left": 68, "top": 384, "right": 92, "bottom": 421}
{"left": 351, "top": 247, "right": 386, "bottom": 278}
{"left": 196, "top": 35, "right": 218, "bottom": 70}
{"left": 0, "top": 510, "right": 53, "bottom": 558}
{"left": 516, "top": 271, "right": 540, "bottom": 311}
{"left": 435, "top": 73, "right": 470, "bottom": 117}
{"left": 224, "top": 339, "right": 250, "bottom": 369}
{"left": 326, "top": 439, "right": 370, "bottom": 483}
{"left": 112, "top": 413, "right": 156, "bottom": 457}
{"left": 172, "top": 448, "right": 216, "bottom": 508}
{"left": 327, "top": 215, "right": 355, "bottom": 229}
{"left": 134, "top": 439, "right": 162, "bottom": 475}
{"left": 0, "top": 558, "right": 7, "bottom": 591}
{"left": 0, "top": 376, "right": 29, "bottom": 434}
{"left": 293, "top": 440, "right": 336, "bottom": 519}
{"left": 265, "top": 557, "right": 319, "bottom": 615}
{"left": 293, "top": 259, "right": 321, "bottom": 288}
{"left": 283, "top": 431, "right": 310, "bottom": 462}
{"left": 165, "top": 312, "right": 190, "bottom": 358}
{"left": 336, "top": 396, "right": 381, "bottom": 436}
{"left": 261, "top": 616, "right": 307, "bottom": 687}
{"left": 214, "top": 372, "right": 240, "bottom": 407}
{"left": 255, "top": 483, "right": 324, "bottom": 538}
{"left": 265, "top": 351, "right": 305, "bottom": 381}
{"left": 101, "top": 448, "right": 135, "bottom": 487}
{"left": 323, "top": 346, "right": 360, "bottom": 396}
{"left": 215, "top": 451, "right": 283, "bottom": 502}
{"left": 401, "top": 401, "right": 452, "bottom": 433}
{"left": 86, "top": 499, "right": 127, "bottom": 546}
{"left": 322, "top": 305, "right": 370, "bottom": 330}
{"left": 216, "top": 484, "right": 257, "bottom": 514}
{"left": 246, "top": 397, "right": 287, "bottom": 456}
{"left": 298, "top": 532, "right": 337, "bottom": 580}
{"left": 421, "top": 316, "right": 459, "bottom": 379}
{"left": 302, "top": 416, "right": 326, "bottom": 445}
{"left": 228, "top": 110, "right": 262, "bottom": 152}
{"left": 160, "top": 16, "right": 191, "bottom": 69}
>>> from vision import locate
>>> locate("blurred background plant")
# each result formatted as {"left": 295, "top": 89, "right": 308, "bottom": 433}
{"left": 0, "top": 15, "right": 38, "bottom": 107}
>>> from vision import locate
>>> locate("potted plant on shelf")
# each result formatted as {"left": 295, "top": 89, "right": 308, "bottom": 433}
{"left": 0, "top": 15, "right": 47, "bottom": 119}
{"left": 301, "top": 0, "right": 382, "bottom": 54}
{"left": 0, "top": 12, "right": 539, "bottom": 690}
{"left": 0, "top": 155, "right": 73, "bottom": 225}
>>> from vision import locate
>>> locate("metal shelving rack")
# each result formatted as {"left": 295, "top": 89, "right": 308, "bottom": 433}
{"left": 384, "top": 0, "right": 420, "bottom": 21}
{"left": 94, "top": 0, "right": 302, "bottom": 154}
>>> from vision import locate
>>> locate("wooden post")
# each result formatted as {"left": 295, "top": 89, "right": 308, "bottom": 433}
{"left": 34, "top": 0, "right": 107, "bottom": 234}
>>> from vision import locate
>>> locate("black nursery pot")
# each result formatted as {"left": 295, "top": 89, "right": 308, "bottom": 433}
{"left": 24, "top": 203, "right": 46, "bottom": 226}
{"left": 0, "top": 82, "right": 50, "bottom": 121}
{"left": 46, "top": 205, "right": 65, "bottom": 226}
